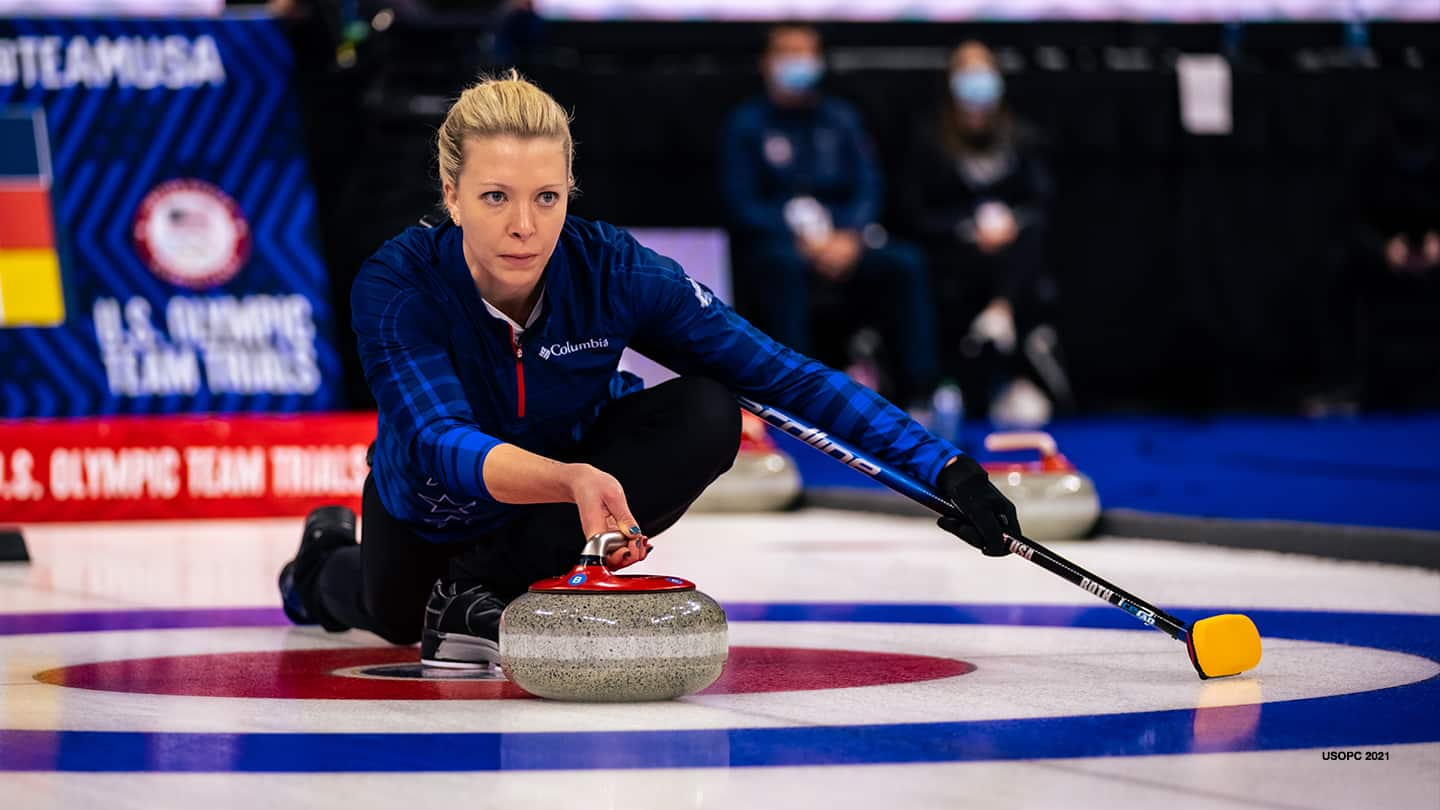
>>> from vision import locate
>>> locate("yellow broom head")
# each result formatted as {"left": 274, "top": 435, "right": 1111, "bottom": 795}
{"left": 1187, "top": 614, "right": 1262, "bottom": 679}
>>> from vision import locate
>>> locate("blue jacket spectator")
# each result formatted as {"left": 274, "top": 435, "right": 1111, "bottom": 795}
{"left": 719, "top": 25, "right": 939, "bottom": 409}
{"left": 721, "top": 96, "right": 881, "bottom": 241}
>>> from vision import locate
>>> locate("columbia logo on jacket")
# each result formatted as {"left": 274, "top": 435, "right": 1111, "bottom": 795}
{"left": 537, "top": 337, "right": 611, "bottom": 360}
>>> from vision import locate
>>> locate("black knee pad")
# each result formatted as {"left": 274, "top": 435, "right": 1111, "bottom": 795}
{"left": 295, "top": 507, "right": 358, "bottom": 633}
{"left": 304, "top": 505, "right": 357, "bottom": 546}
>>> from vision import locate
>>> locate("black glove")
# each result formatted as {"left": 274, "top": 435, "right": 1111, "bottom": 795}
{"left": 936, "top": 456, "right": 1020, "bottom": 557}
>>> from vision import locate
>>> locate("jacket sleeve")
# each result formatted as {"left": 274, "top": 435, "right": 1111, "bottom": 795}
{"left": 616, "top": 231, "right": 961, "bottom": 486}
{"left": 351, "top": 263, "right": 502, "bottom": 501}
{"left": 718, "top": 106, "right": 792, "bottom": 239}
{"left": 828, "top": 103, "right": 883, "bottom": 231}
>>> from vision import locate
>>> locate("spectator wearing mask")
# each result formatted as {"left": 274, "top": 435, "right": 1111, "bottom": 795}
{"left": 719, "top": 24, "right": 939, "bottom": 410}
{"left": 1343, "top": 92, "right": 1440, "bottom": 409}
{"left": 901, "top": 41, "right": 1070, "bottom": 426}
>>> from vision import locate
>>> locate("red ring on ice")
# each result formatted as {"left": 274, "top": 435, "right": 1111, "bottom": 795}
{"left": 34, "top": 646, "right": 974, "bottom": 700}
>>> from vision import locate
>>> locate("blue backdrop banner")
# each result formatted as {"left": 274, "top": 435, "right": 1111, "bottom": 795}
{"left": 0, "top": 17, "right": 340, "bottom": 417}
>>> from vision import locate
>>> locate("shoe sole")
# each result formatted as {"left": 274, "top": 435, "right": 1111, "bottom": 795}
{"left": 420, "top": 628, "right": 500, "bottom": 669}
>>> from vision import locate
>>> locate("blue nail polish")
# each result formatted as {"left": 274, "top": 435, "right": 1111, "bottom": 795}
{"left": 629, "top": 525, "right": 641, "bottom": 535}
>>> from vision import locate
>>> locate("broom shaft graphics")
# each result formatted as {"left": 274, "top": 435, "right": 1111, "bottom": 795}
{"left": 738, "top": 396, "right": 1190, "bottom": 642}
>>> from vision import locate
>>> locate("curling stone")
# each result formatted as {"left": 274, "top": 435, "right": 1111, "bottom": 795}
{"left": 500, "top": 532, "right": 728, "bottom": 702}
{"left": 691, "top": 410, "right": 801, "bottom": 512}
{"left": 983, "top": 431, "right": 1100, "bottom": 541}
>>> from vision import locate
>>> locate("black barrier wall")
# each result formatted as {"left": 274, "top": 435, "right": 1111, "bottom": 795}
{"left": 294, "top": 19, "right": 1440, "bottom": 413}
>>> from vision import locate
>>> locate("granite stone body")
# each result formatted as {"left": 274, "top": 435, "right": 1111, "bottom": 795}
{"left": 691, "top": 450, "right": 801, "bottom": 512}
{"left": 990, "top": 468, "right": 1100, "bottom": 541}
{"left": 500, "top": 590, "right": 729, "bottom": 702}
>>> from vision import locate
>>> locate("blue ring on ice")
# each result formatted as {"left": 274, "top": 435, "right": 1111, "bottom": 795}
{"left": 0, "top": 603, "right": 1435, "bottom": 772}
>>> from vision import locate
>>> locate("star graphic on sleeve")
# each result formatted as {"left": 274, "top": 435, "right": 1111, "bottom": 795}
{"left": 416, "top": 491, "right": 478, "bottom": 526}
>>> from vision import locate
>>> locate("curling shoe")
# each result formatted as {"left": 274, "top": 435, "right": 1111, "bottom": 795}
{"left": 420, "top": 580, "right": 510, "bottom": 668}
{"left": 278, "top": 505, "right": 356, "bottom": 632}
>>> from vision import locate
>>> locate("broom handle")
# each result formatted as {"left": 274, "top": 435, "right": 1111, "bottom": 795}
{"left": 737, "top": 396, "right": 1191, "bottom": 642}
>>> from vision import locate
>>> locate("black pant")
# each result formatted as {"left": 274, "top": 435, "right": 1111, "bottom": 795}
{"left": 313, "top": 376, "right": 742, "bottom": 645}
{"left": 926, "top": 230, "right": 1062, "bottom": 416}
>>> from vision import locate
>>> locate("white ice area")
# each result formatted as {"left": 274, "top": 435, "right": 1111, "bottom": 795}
{"left": 8, "top": 511, "right": 1440, "bottom": 614}
{"left": 3, "top": 510, "right": 1439, "bottom": 809}
{"left": 7, "top": 745, "right": 1440, "bottom": 810}
{"left": 1, "top": 623, "right": 1435, "bottom": 734}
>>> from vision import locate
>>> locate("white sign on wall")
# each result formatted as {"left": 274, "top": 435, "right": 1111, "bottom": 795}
{"left": 618, "top": 228, "right": 732, "bottom": 387}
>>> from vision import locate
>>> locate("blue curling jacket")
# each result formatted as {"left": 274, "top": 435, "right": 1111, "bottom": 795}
{"left": 352, "top": 216, "right": 959, "bottom": 541}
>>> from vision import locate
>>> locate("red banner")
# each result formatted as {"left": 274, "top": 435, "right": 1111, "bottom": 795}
{"left": 0, "top": 413, "right": 375, "bottom": 521}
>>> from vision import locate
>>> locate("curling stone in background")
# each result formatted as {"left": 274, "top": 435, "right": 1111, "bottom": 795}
{"left": 983, "top": 431, "right": 1100, "bottom": 541}
{"left": 500, "top": 532, "right": 728, "bottom": 702}
{"left": 690, "top": 410, "right": 801, "bottom": 513}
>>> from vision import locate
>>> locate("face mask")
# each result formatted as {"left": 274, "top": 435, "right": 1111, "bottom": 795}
{"left": 951, "top": 69, "right": 1003, "bottom": 110}
{"left": 772, "top": 56, "right": 824, "bottom": 93}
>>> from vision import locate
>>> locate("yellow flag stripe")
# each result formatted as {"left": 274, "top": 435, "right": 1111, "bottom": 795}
{"left": 0, "top": 247, "right": 66, "bottom": 327}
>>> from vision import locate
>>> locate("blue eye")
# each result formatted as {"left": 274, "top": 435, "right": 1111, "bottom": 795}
{"left": 481, "top": 191, "right": 506, "bottom": 204}
{"left": 538, "top": 191, "right": 560, "bottom": 205}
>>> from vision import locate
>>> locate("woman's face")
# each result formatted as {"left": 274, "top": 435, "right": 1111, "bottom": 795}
{"left": 443, "top": 135, "right": 569, "bottom": 301}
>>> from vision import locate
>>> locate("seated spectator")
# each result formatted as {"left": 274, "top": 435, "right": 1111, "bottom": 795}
{"left": 719, "top": 24, "right": 939, "bottom": 409}
{"left": 1344, "top": 92, "right": 1440, "bottom": 410}
{"left": 901, "top": 40, "right": 1071, "bottom": 426}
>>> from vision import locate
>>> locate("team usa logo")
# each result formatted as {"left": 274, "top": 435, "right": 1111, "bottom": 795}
{"left": 763, "top": 133, "right": 793, "bottom": 166}
{"left": 1007, "top": 537, "right": 1035, "bottom": 560}
{"left": 132, "top": 178, "right": 250, "bottom": 289}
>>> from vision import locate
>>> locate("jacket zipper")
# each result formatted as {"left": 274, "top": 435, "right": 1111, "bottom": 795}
{"left": 510, "top": 325, "right": 526, "bottom": 419}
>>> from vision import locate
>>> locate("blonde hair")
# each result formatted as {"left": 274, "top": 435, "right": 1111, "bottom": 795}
{"left": 437, "top": 69, "right": 575, "bottom": 197}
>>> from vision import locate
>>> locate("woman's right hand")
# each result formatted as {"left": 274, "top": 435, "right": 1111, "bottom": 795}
{"left": 564, "top": 463, "right": 649, "bottom": 564}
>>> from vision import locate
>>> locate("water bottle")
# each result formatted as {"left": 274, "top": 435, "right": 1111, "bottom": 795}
{"left": 932, "top": 380, "right": 964, "bottom": 445}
